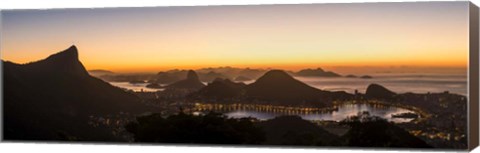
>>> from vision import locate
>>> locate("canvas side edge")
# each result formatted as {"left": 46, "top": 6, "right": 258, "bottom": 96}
{"left": 468, "top": 1, "right": 479, "bottom": 151}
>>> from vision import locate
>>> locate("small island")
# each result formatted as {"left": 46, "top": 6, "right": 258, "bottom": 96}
{"left": 391, "top": 112, "right": 419, "bottom": 119}
{"left": 360, "top": 75, "right": 373, "bottom": 79}
{"left": 345, "top": 74, "right": 357, "bottom": 78}
{"left": 146, "top": 83, "right": 164, "bottom": 89}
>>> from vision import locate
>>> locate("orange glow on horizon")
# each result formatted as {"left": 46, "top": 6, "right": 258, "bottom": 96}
{"left": 1, "top": 2, "right": 469, "bottom": 74}
{"left": 82, "top": 60, "right": 467, "bottom": 74}
{"left": 2, "top": 46, "right": 468, "bottom": 73}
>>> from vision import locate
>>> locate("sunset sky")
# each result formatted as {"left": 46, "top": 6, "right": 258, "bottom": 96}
{"left": 1, "top": 2, "right": 469, "bottom": 73}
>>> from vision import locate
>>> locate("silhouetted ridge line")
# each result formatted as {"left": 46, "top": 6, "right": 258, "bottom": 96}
{"left": 246, "top": 70, "right": 323, "bottom": 102}
{"left": 45, "top": 45, "right": 79, "bottom": 61}
{"left": 3, "top": 45, "right": 151, "bottom": 141}
{"left": 190, "top": 70, "right": 353, "bottom": 106}
{"left": 187, "top": 70, "right": 200, "bottom": 80}
{"left": 245, "top": 70, "right": 352, "bottom": 106}
{"left": 189, "top": 78, "right": 246, "bottom": 100}
{"left": 295, "top": 68, "right": 341, "bottom": 77}
{"left": 365, "top": 84, "right": 396, "bottom": 99}
{"left": 22, "top": 45, "right": 89, "bottom": 77}
{"left": 166, "top": 70, "right": 206, "bottom": 90}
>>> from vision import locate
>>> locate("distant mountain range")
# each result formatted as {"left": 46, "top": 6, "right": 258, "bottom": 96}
{"left": 94, "top": 66, "right": 373, "bottom": 85}
{"left": 153, "top": 67, "right": 343, "bottom": 84}
{"left": 3, "top": 46, "right": 151, "bottom": 141}
{"left": 192, "top": 78, "right": 246, "bottom": 100}
{"left": 153, "top": 67, "right": 265, "bottom": 84}
{"left": 295, "top": 68, "right": 341, "bottom": 77}
{"left": 187, "top": 69, "right": 437, "bottom": 108}
{"left": 165, "top": 70, "right": 206, "bottom": 90}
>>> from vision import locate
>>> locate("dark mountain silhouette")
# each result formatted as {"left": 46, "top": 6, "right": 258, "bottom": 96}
{"left": 189, "top": 78, "right": 246, "bottom": 100}
{"left": 146, "top": 83, "right": 164, "bottom": 89}
{"left": 360, "top": 75, "right": 373, "bottom": 79}
{"left": 187, "top": 70, "right": 200, "bottom": 80}
{"left": 365, "top": 84, "right": 396, "bottom": 100}
{"left": 197, "top": 66, "right": 267, "bottom": 79}
{"left": 257, "top": 116, "right": 342, "bottom": 146}
{"left": 166, "top": 70, "right": 206, "bottom": 90}
{"left": 295, "top": 68, "right": 341, "bottom": 77}
{"left": 3, "top": 45, "right": 151, "bottom": 141}
{"left": 345, "top": 74, "right": 357, "bottom": 78}
{"left": 154, "top": 69, "right": 231, "bottom": 84}
{"left": 153, "top": 67, "right": 267, "bottom": 84}
{"left": 103, "top": 67, "right": 343, "bottom": 85}
{"left": 345, "top": 74, "right": 373, "bottom": 79}
{"left": 155, "top": 70, "right": 186, "bottom": 84}
{"left": 189, "top": 70, "right": 351, "bottom": 106}
{"left": 24, "top": 45, "right": 89, "bottom": 76}
{"left": 153, "top": 67, "right": 342, "bottom": 84}
{"left": 245, "top": 70, "right": 352, "bottom": 106}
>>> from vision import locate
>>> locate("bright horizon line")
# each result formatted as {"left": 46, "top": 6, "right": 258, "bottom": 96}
{"left": 4, "top": 55, "right": 467, "bottom": 72}
{"left": 2, "top": 45, "right": 467, "bottom": 74}
{"left": 84, "top": 64, "right": 467, "bottom": 74}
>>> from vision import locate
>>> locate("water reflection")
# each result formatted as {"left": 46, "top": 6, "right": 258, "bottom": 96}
{"left": 197, "top": 103, "right": 416, "bottom": 123}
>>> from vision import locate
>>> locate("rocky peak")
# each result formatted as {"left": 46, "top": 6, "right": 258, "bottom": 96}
{"left": 365, "top": 84, "right": 396, "bottom": 99}
{"left": 187, "top": 70, "right": 200, "bottom": 80}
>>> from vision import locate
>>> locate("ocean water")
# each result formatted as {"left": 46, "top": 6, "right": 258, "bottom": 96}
{"left": 109, "top": 82, "right": 164, "bottom": 92}
{"left": 295, "top": 73, "right": 467, "bottom": 96}
{"left": 109, "top": 73, "right": 467, "bottom": 95}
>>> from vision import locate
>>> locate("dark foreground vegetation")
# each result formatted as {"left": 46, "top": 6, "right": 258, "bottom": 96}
{"left": 125, "top": 112, "right": 264, "bottom": 144}
{"left": 125, "top": 112, "right": 431, "bottom": 148}
{"left": 340, "top": 112, "right": 431, "bottom": 148}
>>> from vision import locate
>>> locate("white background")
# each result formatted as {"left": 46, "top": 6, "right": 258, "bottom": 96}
{"left": 0, "top": 0, "right": 479, "bottom": 153}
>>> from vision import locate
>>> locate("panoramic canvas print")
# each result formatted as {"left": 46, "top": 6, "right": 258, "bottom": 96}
{"left": 1, "top": 1, "right": 477, "bottom": 150}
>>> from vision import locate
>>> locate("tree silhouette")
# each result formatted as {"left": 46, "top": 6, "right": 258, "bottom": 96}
{"left": 125, "top": 112, "right": 265, "bottom": 144}
{"left": 340, "top": 112, "right": 431, "bottom": 148}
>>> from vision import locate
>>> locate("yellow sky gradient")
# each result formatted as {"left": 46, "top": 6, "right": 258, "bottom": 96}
{"left": 1, "top": 2, "right": 469, "bottom": 73}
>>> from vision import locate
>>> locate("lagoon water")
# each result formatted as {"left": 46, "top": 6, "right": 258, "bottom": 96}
{"left": 224, "top": 103, "right": 416, "bottom": 123}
